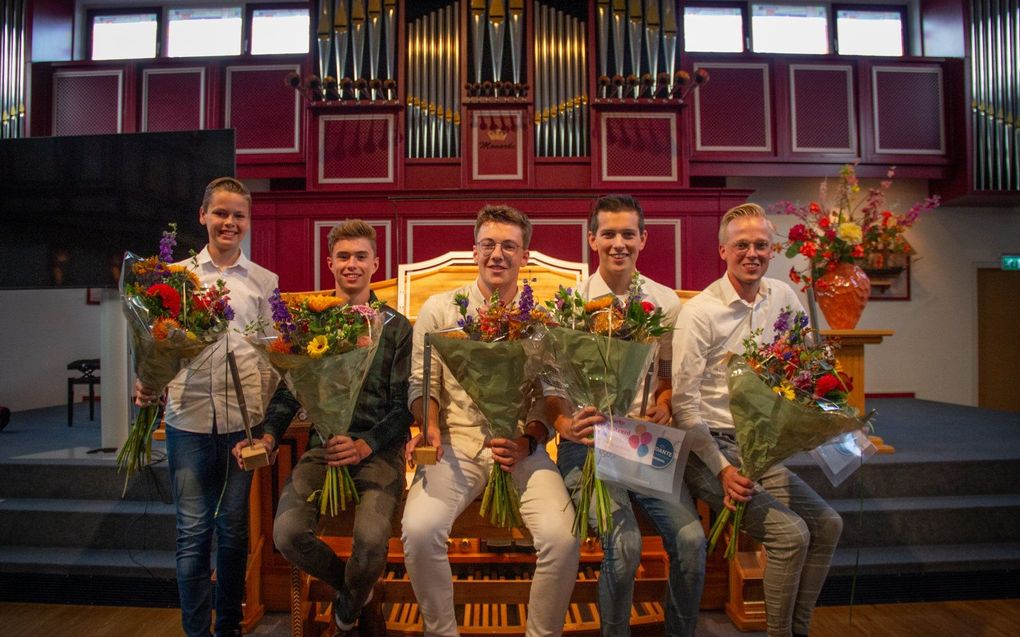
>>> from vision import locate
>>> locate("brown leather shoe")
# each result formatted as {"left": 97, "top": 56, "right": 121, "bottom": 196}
{"left": 357, "top": 578, "right": 387, "bottom": 637}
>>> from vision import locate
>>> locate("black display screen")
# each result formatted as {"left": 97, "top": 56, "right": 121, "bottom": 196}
{"left": 0, "top": 129, "right": 235, "bottom": 289}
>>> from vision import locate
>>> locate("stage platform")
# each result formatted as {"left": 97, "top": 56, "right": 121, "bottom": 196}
{"left": 0, "top": 399, "right": 1017, "bottom": 630}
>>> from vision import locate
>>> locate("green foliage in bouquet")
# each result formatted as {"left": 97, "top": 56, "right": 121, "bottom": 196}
{"left": 543, "top": 272, "right": 669, "bottom": 538}
{"left": 431, "top": 282, "right": 550, "bottom": 529}
{"left": 118, "top": 224, "right": 233, "bottom": 492}
{"left": 707, "top": 308, "right": 872, "bottom": 558}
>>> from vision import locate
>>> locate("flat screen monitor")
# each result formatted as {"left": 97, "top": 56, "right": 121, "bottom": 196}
{"left": 0, "top": 129, "right": 236, "bottom": 289}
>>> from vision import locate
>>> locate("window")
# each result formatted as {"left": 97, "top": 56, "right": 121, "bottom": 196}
{"left": 751, "top": 4, "right": 829, "bottom": 54}
{"left": 684, "top": 4, "right": 746, "bottom": 53}
{"left": 835, "top": 7, "right": 905, "bottom": 56}
{"left": 251, "top": 7, "right": 310, "bottom": 55}
{"left": 167, "top": 7, "right": 243, "bottom": 58}
{"left": 90, "top": 12, "right": 159, "bottom": 60}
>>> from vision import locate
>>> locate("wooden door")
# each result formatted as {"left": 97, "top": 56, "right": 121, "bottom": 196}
{"left": 977, "top": 268, "right": 1020, "bottom": 412}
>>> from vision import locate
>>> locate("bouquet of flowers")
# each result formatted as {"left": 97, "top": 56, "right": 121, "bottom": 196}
{"left": 429, "top": 282, "right": 553, "bottom": 529}
{"left": 706, "top": 307, "right": 871, "bottom": 558}
{"left": 543, "top": 272, "right": 669, "bottom": 538}
{"left": 119, "top": 224, "right": 233, "bottom": 487}
{"left": 775, "top": 164, "right": 940, "bottom": 289}
{"left": 250, "top": 291, "right": 383, "bottom": 515}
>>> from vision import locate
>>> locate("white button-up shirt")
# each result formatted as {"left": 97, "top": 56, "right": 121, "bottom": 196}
{"left": 164, "top": 247, "right": 279, "bottom": 435}
{"left": 578, "top": 271, "right": 681, "bottom": 417}
{"left": 671, "top": 275, "right": 804, "bottom": 476}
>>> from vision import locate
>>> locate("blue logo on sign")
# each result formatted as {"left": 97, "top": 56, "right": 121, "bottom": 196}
{"left": 651, "top": 438, "right": 675, "bottom": 469}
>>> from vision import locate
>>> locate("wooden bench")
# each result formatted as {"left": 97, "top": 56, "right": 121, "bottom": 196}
{"left": 244, "top": 252, "right": 764, "bottom": 634}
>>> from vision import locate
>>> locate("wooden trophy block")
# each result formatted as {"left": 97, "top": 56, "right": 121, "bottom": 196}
{"left": 412, "top": 446, "right": 439, "bottom": 465}
{"left": 242, "top": 444, "right": 270, "bottom": 471}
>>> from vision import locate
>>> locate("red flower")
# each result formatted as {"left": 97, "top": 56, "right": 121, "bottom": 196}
{"left": 818, "top": 217, "right": 831, "bottom": 228}
{"left": 191, "top": 295, "right": 209, "bottom": 312}
{"left": 640, "top": 300, "right": 655, "bottom": 314}
{"left": 814, "top": 373, "right": 844, "bottom": 398}
{"left": 852, "top": 245, "right": 865, "bottom": 257}
{"left": 788, "top": 224, "right": 810, "bottom": 242}
{"left": 809, "top": 202, "right": 821, "bottom": 213}
{"left": 799, "top": 242, "right": 818, "bottom": 258}
{"left": 146, "top": 283, "right": 181, "bottom": 318}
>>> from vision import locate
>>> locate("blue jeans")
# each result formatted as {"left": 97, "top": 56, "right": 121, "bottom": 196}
{"left": 558, "top": 440, "right": 706, "bottom": 637}
{"left": 166, "top": 425, "right": 255, "bottom": 637}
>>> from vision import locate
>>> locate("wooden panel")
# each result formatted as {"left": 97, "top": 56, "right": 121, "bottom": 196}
{"left": 871, "top": 65, "right": 945, "bottom": 155}
{"left": 225, "top": 64, "right": 301, "bottom": 154}
{"left": 406, "top": 219, "right": 476, "bottom": 263}
{"left": 317, "top": 114, "right": 396, "bottom": 185}
{"left": 635, "top": 220, "right": 681, "bottom": 290}
{"left": 141, "top": 67, "right": 204, "bottom": 132}
{"left": 52, "top": 69, "right": 122, "bottom": 136}
{"left": 467, "top": 109, "right": 529, "bottom": 185}
{"left": 693, "top": 62, "right": 772, "bottom": 154}
{"left": 790, "top": 64, "right": 856, "bottom": 155}
{"left": 598, "top": 112, "right": 678, "bottom": 183}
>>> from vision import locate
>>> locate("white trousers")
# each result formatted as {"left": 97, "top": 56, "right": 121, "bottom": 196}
{"left": 401, "top": 444, "right": 580, "bottom": 637}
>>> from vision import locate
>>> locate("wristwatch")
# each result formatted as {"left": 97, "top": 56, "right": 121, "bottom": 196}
{"left": 522, "top": 433, "right": 539, "bottom": 456}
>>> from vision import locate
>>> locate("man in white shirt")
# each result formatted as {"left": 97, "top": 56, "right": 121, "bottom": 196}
{"left": 672, "top": 203, "right": 842, "bottom": 637}
{"left": 402, "top": 205, "right": 579, "bottom": 637}
{"left": 136, "top": 177, "right": 279, "bottom": 637}
{"left": 553, "top": 194, "right": 705, "bottom": 637}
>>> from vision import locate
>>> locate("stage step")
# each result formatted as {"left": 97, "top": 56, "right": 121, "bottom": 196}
{"left": 0, "top": 458, "right": 177, "bottom": 604}
{"left": 0, "top": 497, "right": 176, "bottom": 549}
{"left": 0, "top": 545, "right": 177, "bottom": 578}
{"left": 829, "top": 494, "right": 1020, "bottom": 547}
{"left": 829, "top": 542, "right": 1020, "bottom": 575}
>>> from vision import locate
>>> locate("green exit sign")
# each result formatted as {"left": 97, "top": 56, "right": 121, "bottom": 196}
{"left": 1003, "top": 255, "right": 1020, "bottom": 271}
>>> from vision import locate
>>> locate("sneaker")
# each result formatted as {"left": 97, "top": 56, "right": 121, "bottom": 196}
{"left": 357, "top": 579, "right": 387, "bottom": 637}
{"left": 332, "top": 593, "right": 357, "bottom": 636}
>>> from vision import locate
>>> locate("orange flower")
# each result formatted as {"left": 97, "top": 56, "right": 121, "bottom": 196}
{"left": 132, "top": 257, "right": 160, "bottom": 277}
{"left": 584, "top": 295, "right": 615, "bottom": 313}
{"left": 305, "top": 295, "right": 345, "bottom": 313}
{"left": 267, "top": 337, "right": 292, "bottom": 354}
{"left": 166, "top": 265, "right": 201, "bottom": 289}
{"left": 152, "top": 317, "right": 181, "bottom": 341}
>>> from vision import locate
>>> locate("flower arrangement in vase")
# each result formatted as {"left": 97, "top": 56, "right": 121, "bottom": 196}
{"left": 775, "top": 164, "right": 940, "bottom": 327}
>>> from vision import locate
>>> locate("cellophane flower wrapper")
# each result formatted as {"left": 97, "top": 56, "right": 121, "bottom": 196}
{"left": 249, "top": 310, "right": 383, "bottom": 516}
{"left": 430, "top": 329, "right": 547, "bottom": 529}
{"left": 707, "top": 355, "right": 870, "bottom": 557}
{"left": 118, "top": 249, "right": 230, "bottom": 488}
{"left": 543, "top": 325, "right": 657, "bottom": 537}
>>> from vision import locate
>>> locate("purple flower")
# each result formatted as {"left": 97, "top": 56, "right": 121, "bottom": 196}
{"left": 268, "top": 288, "right": 295, "bottom": 333}
{"left": 223, "top": 304, "right": 235, "bottom": 321}
{"left": 798, "top": 313, "right": 810, "bottom": 328}
{"left": 159, "top": 225, "right": 177, "bottom": 263}
{"left": 352, "top": 304, "right": 378, "bottom": 320}
{"left": 774, "top": 309, "right": 791, "bottom": 333}
{"left": 518, "top": 281, "right": 535, "bottom": 315}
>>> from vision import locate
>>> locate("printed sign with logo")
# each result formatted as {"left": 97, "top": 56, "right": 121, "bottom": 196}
{"left": 594, "top": 416, "right": 686, "bottom": 496}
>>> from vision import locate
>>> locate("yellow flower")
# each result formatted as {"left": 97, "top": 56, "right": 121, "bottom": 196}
{"left": 837, "top": 222, "right": 863, "bottom": 245}
{"left": 306, "top": 335, "right": 329, "bottom": 358}
{"left": 166, "top": 265, "right": 201, "bottom": 289}
{"left": 772, "top": 381, "right": 796, "bottom": 400}
{"left": 305, "top": 295, "right": 345, "bottom": 313}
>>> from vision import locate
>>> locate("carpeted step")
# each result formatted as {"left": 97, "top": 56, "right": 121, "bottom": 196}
{"left": 0, "top": 498, "right": 176, "bottom": 550}
{"left": 787, "top": 456, "right": 1020, "bottom": 501}
{"left": 830, "top": 494, "right": 1020, "bottom": 547}
{"left": 0, "top": 545, "right": 177, "bottom": 578}
{"left": 828, "top": 542, "right": 1020, "bottom": 576}
{"left": 0, "top": 462, "right": 171, "bottom": 502}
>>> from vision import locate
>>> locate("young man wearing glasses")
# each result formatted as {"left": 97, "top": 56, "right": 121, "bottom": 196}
{"left": 552, "top": 194, "right": 705, "bottom": 637}
{"left": 672, "top": 203, "right": 842, "bottom": 637}
{"left": 402, "top": 205, "right": 579, "bottom": 637}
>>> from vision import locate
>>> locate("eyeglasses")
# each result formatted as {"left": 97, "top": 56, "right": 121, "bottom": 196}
{"left": 730, "top": 240, "right": 773, "bottom": 254}
{"left": 476, "top": 240, "right": 521, "bottom": 255}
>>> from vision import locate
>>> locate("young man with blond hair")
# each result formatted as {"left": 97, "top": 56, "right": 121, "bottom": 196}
{"left": 672, "top": 203, "right": 842, "bottom": 637}
{"left": 402, "top": 204, "right": 579, "bottom": 637}
{"left": 241, "top": 219, "right": 413, "bottom": 636}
